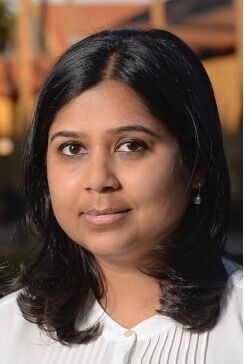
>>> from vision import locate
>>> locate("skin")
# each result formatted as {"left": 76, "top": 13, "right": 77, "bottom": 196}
{"left": 47, "top": 80, "right": 190, "bottom": 327}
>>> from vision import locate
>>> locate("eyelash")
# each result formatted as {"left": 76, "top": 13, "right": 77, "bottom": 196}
{"left": 116, "top": 139, "right": 148, "bottom": 153}
{"left": 58, "top": 139, "right": 148, "bottom": 156}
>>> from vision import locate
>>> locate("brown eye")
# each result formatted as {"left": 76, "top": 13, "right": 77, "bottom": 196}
{"left": 60, "top": 143, "right": 86, "bottom": 156}
{"left": 116, "top": 139, "right": 147, "bottom": 152}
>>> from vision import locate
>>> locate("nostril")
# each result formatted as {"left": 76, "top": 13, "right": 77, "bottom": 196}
{"left": 84, "top": 172, "right": 121, "bottom": 192}
{"left": 85, "top": 185, "right": 119, "bottom": 193}
{"left": 102, "top": 186, "right": 118, "bottom": 192}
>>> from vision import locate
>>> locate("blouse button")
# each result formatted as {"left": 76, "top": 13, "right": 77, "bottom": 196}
{"left": 123, "top": 329, "right": 135, "bottom": 337}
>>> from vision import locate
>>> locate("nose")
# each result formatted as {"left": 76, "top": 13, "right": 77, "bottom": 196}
{"left": 83, "top": 152, "right": 120, "bottom": 193}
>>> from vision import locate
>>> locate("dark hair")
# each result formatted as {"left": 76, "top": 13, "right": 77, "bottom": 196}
{"left": 7, "top": 28, "right": 230, "bottom": 344}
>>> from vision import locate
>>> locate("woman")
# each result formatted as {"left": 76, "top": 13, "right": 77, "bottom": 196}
{"left": 0, "top": 29, "right": 242, "bottom": 363}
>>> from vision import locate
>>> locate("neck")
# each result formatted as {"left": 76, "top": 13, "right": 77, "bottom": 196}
{"left": 94, "top": 256, "right": 161, "bottom": 328}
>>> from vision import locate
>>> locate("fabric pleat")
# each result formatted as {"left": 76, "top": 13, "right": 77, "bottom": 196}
{"left": 41, "top": 325, "right": 210, "bottom": 364}
{"left": 0, "top": 270, "right": 242, "bottom": 364}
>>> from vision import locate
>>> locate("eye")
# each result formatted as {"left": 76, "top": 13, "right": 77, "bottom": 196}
{"left": 59, "top": 143, "right": 87, "bottom": 156}
{"left": 115, "top": 139, "right": 148, "bottom": 153}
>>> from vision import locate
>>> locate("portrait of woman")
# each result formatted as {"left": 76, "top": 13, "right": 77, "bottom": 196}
{"left": 0, "top": 28, "right": 242, "bottom": 363}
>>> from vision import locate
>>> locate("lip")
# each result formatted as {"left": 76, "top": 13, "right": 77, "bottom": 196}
{"left": 84, "top": 208, "right": 130, "bottom": 216}
{"left": 82, "top": 208, "right": 131, "bottom": 226}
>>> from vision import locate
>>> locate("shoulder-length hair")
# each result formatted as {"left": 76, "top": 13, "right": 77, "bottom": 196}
{"left": 8, "top": 28, "right": 230, "bottom": 344}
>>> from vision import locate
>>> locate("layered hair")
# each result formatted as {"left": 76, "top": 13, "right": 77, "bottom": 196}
{"left": 8, "top": 29, "right": 230, "bottom": 344}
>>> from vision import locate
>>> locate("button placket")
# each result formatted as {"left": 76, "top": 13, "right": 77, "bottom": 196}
{"left": 123, "top": 329, "right": 135, "bottom": 337}
{"left": 123, "top": 330, "right": 137, "bottom": 364}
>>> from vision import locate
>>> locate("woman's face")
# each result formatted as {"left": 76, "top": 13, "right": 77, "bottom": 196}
{"left": 47, "top": 80, "right": 189, "bottom": 265}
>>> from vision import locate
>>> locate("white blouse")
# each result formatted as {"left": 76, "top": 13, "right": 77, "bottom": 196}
{"left": 0, "top": 270, "right": 242, "bottom": 364}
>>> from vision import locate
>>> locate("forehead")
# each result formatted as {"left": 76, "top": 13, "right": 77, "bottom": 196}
{"left": 49, "top": 80, "right": 169, "bottom": 138}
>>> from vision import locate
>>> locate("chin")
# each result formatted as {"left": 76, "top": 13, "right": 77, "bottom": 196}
{"left": 77, "top": 238, "right": 136, "bottom": 259}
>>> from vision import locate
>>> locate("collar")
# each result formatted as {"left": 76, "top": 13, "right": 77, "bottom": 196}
{"left": 78, "top": 299, "right": 175, "bottom": 340}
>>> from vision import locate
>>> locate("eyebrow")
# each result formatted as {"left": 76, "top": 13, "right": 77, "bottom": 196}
{"left": 49, "top": 124, "right": 162, "bottom": 143}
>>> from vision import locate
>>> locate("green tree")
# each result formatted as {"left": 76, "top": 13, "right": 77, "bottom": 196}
{"left": 0, "top": 0, "right": 15, "bottom": 53}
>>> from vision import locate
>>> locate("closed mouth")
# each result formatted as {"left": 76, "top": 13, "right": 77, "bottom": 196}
{"left": 82, "top": 209, "right": 131, "bottom": 226}
{"left": 84, "top": 208, "right": 131, "bottom": 216}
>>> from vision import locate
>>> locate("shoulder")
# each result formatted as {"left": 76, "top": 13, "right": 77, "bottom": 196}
{"left": 206, "top": 269, "right": 242, "bottom": 363}
{"left": 226, "top": 267, "right": 242, "bottom": 290}
{"left": 222, "top": 257, "right": 242, "bottom": 312}
{"left": 0, "top": 290, "right": 31, "bottom": 339}
{"left": 0, "top": 290, "right": 54, "bottom": 363}
{"left": 0, "top": 289, "right": 48, "bottom": 337}
{"left": 0, "top": 291, "right": 27, "bottom": 359}
{"left": 223, "top": 256, "right": 242, "bottom": 278}
{"left": 0, "top": 290, "right": 22, "bottom": 327}
{"left": 0, "top": 289, "right": 20, "bottom": 307}
{"left": 224, "top": 268, "right": 242, "bottom": 320}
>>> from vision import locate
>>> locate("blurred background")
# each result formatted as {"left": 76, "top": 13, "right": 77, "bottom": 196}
{"left": 0, "top": 0, "right": 242, "bottom": 267}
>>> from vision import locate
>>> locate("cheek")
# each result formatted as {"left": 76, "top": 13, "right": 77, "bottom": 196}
{"left": 124, "top": 156, "right": 187, "bottom": 207}
{"left": 140, "top": 165, "right": 189, "bottom": 238}
{"left": 129, "top": 159, "right": 189, "bottom": 238}
{"left": 46, "top": 161, "right": 79, "bottom": 214}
